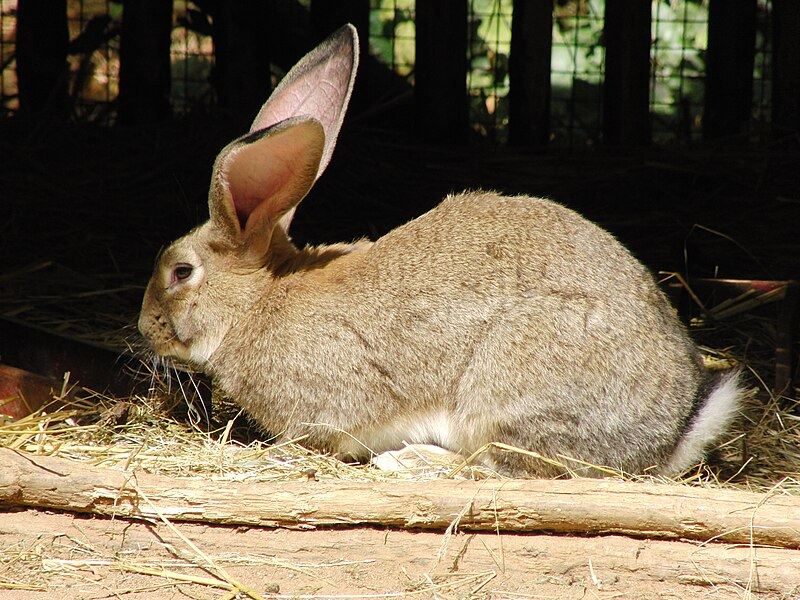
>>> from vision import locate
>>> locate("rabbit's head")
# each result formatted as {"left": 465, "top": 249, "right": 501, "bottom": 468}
{"left": 138, "top": 25, "right": 359, "bottom": 365}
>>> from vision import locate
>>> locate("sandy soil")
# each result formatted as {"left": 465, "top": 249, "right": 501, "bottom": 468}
{"left": 1, "top": 508, "right": 798, "bottom": 599}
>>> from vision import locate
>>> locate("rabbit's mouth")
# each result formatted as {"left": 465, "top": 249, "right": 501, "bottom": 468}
{"left": 154, "top": 336, "right": 190, "bottom": 361}
{"left": 138, "top": 311, "right": 187, "bottom": 359}
{"left": 140, "top": 320, "right": 221, "bottom": 368}
{"left": 143, "top": 331, "right": 201, "bottom": 367}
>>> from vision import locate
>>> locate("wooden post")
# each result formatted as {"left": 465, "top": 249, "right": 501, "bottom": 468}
{"left": 15, "top": 0, "right": 69, "bottom": 118}
{"left": 509, "top": 0, "right": 553, "bottom": 147}
{"left": 703, "top": 0, "right": 757, "bottom": 139}
{"left": 775, "top": 281, "right": 799, "bottom": 400}
{"left": 602, "top": 0, "right": 651, "bottom": 146}
{"left": 310, "top": 0, "right": 370, "bottom": 109}
{"left": 415, "top": 0, "right": 468, "bottom": 143}
{"left": 118, "top": 0, "right": 174, "bottom": 125}
{"left": 212, "top": 1, "right": 272, "bottom": 128}
{"left": 772, "top": 0, "right": 800, "bottom": 135}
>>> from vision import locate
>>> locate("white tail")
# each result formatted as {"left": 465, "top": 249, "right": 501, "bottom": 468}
{"left": 664, "top": 371, "right": 742, "bottom": 473}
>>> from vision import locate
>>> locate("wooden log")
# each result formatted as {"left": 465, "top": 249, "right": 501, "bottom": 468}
{"left": 4, "top": 509, "right": 800, "bottom": 596}
{"left": 1, "top": 448, "right": 799, "bottom": 549}
{"left": 509, "top": 0, "right": 553, "bottom": 146}
{"left": 602, "top": 0, "right": 651, "bottom": 146}
{"left": 117, "top": 0, "right": 173, "bottom": 125}
{"left": 415, "top": 0, "right": 468, "bottom": 143}
{"left": 704, "top": 0, "right": 757, "bottom": 139}
{"left": 772, "top": 0, "right": 800, "bottom": 135}
{"left": 775, "top": 280, "right": 799, "bottom": 400}
{"left": 15, "top": 0, "right": 69, "bottom": 118}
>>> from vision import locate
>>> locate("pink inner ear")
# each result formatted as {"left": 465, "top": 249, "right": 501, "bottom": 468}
{"left": 249, "top": 25, "right": 357, "bottom": 181}
{"left": 228, "top": 152, "right": 291, "bottom": 229}
{"left": 223, "top": 121, "right": 324, "bottom": 234}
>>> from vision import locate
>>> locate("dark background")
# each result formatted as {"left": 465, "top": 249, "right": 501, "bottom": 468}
{"left": 1, "top": 0, "right": 798, "bottom": 387}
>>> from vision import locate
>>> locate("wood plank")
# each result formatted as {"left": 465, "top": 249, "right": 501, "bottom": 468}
{"left": 415, "top": 0, "right": 468, "bottom": 143}
{"left": 602, "top": 0, "right": 651, "bottom": 146}
{"left": 0, "top": 316, "right": 146, "bottom": 397}
{"left": 772, "top": 0, "right": 800, "bottom": 135}
{"left": 0, "top": 364, "right": 63, "bottom": 419}
{"left": 509, "top": 0, "right": 553, "bottom": 146}
{"left": 117, "top": 0, "right": 174, "bottom": 125}
{"left": 704, "top": 0, "right": 757, "bottom": 139}
{"left": 2, "top": 448, "right": 800, "bottom": 550}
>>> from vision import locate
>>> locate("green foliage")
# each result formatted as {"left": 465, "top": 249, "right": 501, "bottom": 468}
{"left": 467, "top": 0, "right": 512, "bottom": 142}
{"left": 369, "top": 0, "right": 415, "bottom": 76}
{"left": 370, "top": 0, "right": 722, "bottom": 144}
{"left": 650, "top": 0, "right": 709, "bottom": 141}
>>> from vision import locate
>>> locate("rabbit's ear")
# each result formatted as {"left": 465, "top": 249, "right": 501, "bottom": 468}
{"left": 249, "top": 24, "right": 358, "bottom": 231}
{"left": 208, "top": 118, "right": 324, "bottom": 262}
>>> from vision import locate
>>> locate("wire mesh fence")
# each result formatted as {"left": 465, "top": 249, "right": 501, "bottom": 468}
{"left": 369, "top": 0, "right": 414, "bottom": 78}
{"left": 0, "top": 0, "right": 777, "bottom": 144}
{"left": 551, "top": 1, "right": 605, "bottom": 146}
{"left": 752, "top": 0, "right": 772, "bottom": 131}
{"left": 467, "top": 0, "right": 512, "bottom": 144}
{"left": 170, "top": 0, "right": 214, "bottom": 115}
{"left": 650, "top": 0, "right": 707, "bottom": 143}
{"left": 67, "top": 0, "right": 116, "bottom": 122}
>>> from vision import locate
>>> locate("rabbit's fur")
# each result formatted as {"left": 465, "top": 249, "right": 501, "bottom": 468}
{"left": 139, "top": 25, "right": 741, "bottom": 477}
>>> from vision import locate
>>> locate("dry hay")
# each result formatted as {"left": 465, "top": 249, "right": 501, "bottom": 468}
{"left": 1, "top": 351, "right": 796, "bottom": 492}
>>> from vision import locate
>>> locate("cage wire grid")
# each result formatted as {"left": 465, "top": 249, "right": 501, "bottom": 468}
{"left": 369, "top": 0, "right": 414, "bottom": 77}
{"left": 171, "top": 0, "right": 213, "bottom": 115}
{"left": 551, "top": 1, "right": 605, "bottom": 147}
{"left": 650, "top": 0, "right": 707, "bottom": 142}
{"left": 467, "top": 0, "right": 512, "bottom": 143}
{"left": 752, "top": 0, "right": 772, "bottom": 130}
{"left": 0, "top": 0, "right": 777, "bottom": 144}
{"left": 68, "top": 0, "right": 115, "bottom": 121}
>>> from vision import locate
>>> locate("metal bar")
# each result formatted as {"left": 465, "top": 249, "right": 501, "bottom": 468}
{"left": 415, "top": 0, "right": 468, "bottom": 143}
{"left": 704, "top": 0, "right": 757, "bottom": 139}
{"left": 602, "top": 0, "right": 651, "bottom": 146}
{"left": 509, "top": 0, "right": 553, "bottom": 146}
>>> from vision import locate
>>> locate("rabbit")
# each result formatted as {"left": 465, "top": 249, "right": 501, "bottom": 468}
{"left": 138, "top": 25, "right": 741, "bottom": 477}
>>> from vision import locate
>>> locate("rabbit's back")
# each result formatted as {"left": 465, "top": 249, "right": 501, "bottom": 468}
{"left": 355, "top": 192, "right": 702, "bottom": 472}
{"left": 215, "top": 192, "right": 704, "bottom": 474}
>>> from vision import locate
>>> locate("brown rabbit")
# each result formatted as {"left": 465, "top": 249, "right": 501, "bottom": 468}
{"left": 139, "top": 25, "right": 741, "bottom": 477}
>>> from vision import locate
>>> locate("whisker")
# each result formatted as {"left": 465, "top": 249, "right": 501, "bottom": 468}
{"left": 185, "top": 370, "right": 212, "bottom": 429}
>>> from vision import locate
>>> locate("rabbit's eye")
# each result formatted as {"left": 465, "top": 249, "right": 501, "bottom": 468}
{"left": 173, "top": 264, "right": 193, "bottom": 282}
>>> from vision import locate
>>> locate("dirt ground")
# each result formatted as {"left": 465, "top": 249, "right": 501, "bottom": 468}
{"left": 1, "top": 508, "right": 799, "bottom": 599}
